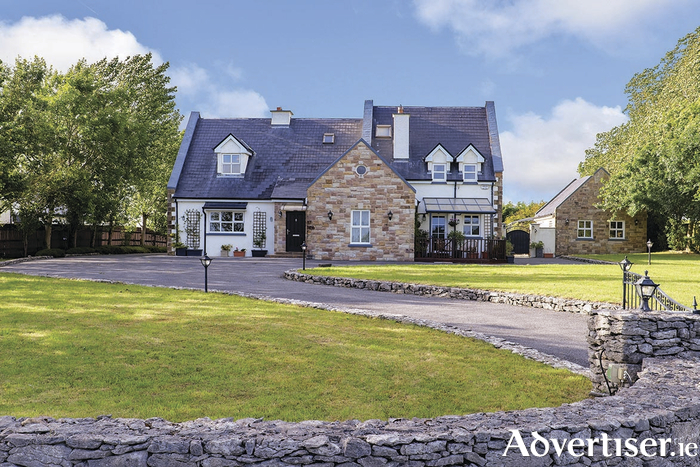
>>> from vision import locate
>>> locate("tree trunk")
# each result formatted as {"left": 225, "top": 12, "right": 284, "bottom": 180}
{"left": 141, "top": 212, "right": 148, "bottom": 246}
{"left": 44, "top": 219, "right": 52, "bottom": 249}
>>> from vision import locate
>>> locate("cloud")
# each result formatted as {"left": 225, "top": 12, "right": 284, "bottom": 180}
{"left": 169, "top": 64, "right": 269, "bottom": 118}
{"left": 500, "top": 98, "right": 627, "bottom": 202}
{"left": 413, "top": 0, "right": 684, "bottom": 57}
{"left": 0, "top": 15, "right": 269, "bottom": 119}
{"left": 0, "top": 15, "right": 162, "bottom": 69}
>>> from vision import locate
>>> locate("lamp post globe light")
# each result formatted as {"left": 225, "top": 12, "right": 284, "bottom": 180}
{"left": 301, "top": 242, "right": 307, "bottom": 271}
{"left": 635, "top": 270, "right": 659, "bottom": 312}
{"left": 619, "top": 256, "right": 633, "bottom": 309}
{"left": 200, "top": 254, "right": 212, "bottom": 293}
{"left": 646, "top": 239, "right": 653, "bottom": 265}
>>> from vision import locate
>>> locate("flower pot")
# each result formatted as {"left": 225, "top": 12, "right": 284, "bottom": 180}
{"left": 186, "top": 249, "right": 202, "bottom": 256}
{"left": 252, "top": 249, "right": 267, "bottom": 257}
{"left": 506, "top": 255, "right": 515, "bottom": 264}
{"left": 175, "top": 248, "right": 187, "bottom": 256}
{"left": 221, "top": 250, "right": 230, "bottom": 257}
{"left": 535, "top": 247, "right": 544, "bottom": 258}
{"left": 233, "top": 251, "right": 245, "bottom": 257}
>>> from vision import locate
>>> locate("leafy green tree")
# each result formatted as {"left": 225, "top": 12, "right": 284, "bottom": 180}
{"left": 579, "top": 26, "right": 700, "bottom": 250}
{"left": 502, "top": 200, "right": 546, "bottom": 231}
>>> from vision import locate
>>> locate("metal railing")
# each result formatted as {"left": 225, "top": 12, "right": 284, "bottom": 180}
{"left": 415, "top": 237, "right": 506, "bottom": 263}
{"left": 622, "top": 270, "right": 692, "bottom": 312}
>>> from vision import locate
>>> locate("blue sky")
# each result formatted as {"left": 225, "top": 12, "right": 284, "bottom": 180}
{"left": 2, "top": 1, "right": 699, "bottom": 203}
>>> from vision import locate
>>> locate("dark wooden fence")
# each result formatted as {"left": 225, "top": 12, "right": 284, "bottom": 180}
{"left": 0, "top": 225, "right": 166, "bottom": 259}
{"left": 415, "top": 236, "right": 506, "bottom": 263}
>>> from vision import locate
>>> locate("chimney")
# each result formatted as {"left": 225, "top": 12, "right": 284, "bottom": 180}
{"left": 393, "top": 105, "right": 410, "bottom": 159}
{"left": 271, "top": 107, "right": 293, "bottom": 126}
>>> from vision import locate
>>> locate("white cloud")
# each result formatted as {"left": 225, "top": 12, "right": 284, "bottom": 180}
{"left": 500, "top": 98, "right": 627, "bottom": 202}
{"left": 0, "top": 15, "right": 162, "bottom": 69}
{"left": 169, "top": 64, "right": 269, "bottom": 118}
{"left": 0, "top": 15, "right": 269, "bottom": 119}
{"left": 413, "top": 0, "right": 685, "bottom": 57}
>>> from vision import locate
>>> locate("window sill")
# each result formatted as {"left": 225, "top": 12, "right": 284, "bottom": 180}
{"left": 207, "top": 232, "right": 246, "bottom": 236}
{"left": 348, "top": 243, "right": 372, "bottom": 248}
{"left": 217, "top": 174, "right": 244, "bottom": 178}
{"left": 431, "top": 181, "right": 447, "bottom": 184}
{"left": 608, "top": 238, "right": 627, "bottom": 241}
{"left": 576, "top": 238, "right": 594, "bottom": 241}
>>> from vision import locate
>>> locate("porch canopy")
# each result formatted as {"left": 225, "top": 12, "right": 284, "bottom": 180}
{"left": 202, "top": 202, "right": 248, "bottom": 210}
{"left": 421, "top": 197, "right": 496, "bottom": 214}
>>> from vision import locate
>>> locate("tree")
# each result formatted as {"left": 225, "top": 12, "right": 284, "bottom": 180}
{"left": 0, "top": 54, "right": 182, "bottom": 253}
{"left": 579, "top": 26, "right": 700, "bottom": 250}
{"left": 502, "top": 200, "right": 546, "bottom": 231}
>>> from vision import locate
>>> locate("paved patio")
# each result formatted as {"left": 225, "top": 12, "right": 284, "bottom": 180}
{"left": 2, "top": 255, "right": 591, "bottom": 367}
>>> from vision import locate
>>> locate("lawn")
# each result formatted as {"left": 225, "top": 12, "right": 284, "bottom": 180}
{"left": 0, "top": 273, "right": 590, "bottom": 422}
{"left": 304, "top": 252, "right": 700, "bottom": 306}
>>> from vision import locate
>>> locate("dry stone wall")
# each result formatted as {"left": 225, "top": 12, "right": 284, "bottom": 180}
{"left": 284, "top": 270, "right": 619, "bottom": 314}
{"left": 1, "top": 358, "right": 700, "bottom": 466}
{"left": 588, "top": 309, "right": 700, "bottom": 394}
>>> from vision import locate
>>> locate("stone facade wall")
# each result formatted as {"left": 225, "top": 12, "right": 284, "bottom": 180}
{"left": 306, "top": 141, "right": 415, "bottom": 261}
{"left": 555, "top": 170, "right": 647, "bottom": 256}
{"left": 588, "top": 309, "right": 700, "bottom": 394}
{"left": 285, "top": 270, "right": 619, "bottom": 314}
{"left": 2, "top": 358, "right": 700, "bottom": 466}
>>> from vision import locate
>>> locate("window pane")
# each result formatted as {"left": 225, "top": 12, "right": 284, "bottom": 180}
{"left": 234, "top": 213, "right": 243, "bottom": 221}
{"left": 222, "top": 223, "right": 233, "bottom": 232}
{"left": 210, "top": 223, "right": 220, "bottom": 232}
{"left": 352, "top": 211, "right": 360, "bottom": 225}
{"left": 351, "top": 228, "right": 360, "bottom": 243}
{"left": 221, "top": 212, "right": 232, "bottom": 221}
{"left": 361, "top": 228, "right": 370, "bottom": 243}
{"left": 223, "top": 155, "right": 231, "bottom": 163}
{"left": 211, "top": 212, "right": 220, "bottom": 221}
{"left": 361, "top": 210, "right": 370, "bottom": 226}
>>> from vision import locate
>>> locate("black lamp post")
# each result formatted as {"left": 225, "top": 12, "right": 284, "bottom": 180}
{"left": 301, "top": 242, "right": 307, "bottom": 271}
{"left": 635, "top": 270, "right": 659, "bottom": 311}
{"left": 200, "top": 254, "right": 212, "bottom": 292}
{"left": 646, "top": 239, "right": 653, "bottom": 265}
{"left": 619, "top": 256, "right": 633, "bottom": 309}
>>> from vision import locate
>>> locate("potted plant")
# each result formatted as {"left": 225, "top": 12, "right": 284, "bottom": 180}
{"left": 530, "top": 241, "right": 544, "bottom": 258}
{"left": 252, "top": 231, "right": 267, "bottom": 257}
{"left": 172, "top": 241, "right": 188, "bottom": 256}
{"left": 505, "top": 240, "right": 515, "bottom": 264}
{"left": 233, "top": 247, "right": 246, "bottom": 258}
{"left": 221, "top": 244, "right": 233, "bottom": 257}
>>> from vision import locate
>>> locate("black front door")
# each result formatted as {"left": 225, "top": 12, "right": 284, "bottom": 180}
{"left": 286, "top": 211, "right": 306, "bottom": 252}
{"left": 506, "top": 229, "right": 530, "bottom": 254}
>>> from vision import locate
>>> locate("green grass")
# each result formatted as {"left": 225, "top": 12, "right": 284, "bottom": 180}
{"left": 0, "top": 273, "right": 590, "bottom": 422}
{"left": 305, "top": 252, "right": 700, "bottom": 306}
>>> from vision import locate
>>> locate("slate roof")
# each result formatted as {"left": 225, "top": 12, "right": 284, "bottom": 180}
{"left": 535, "top": 176, "right": 591, "bottom": 218}
{"left": 370, "top": 105, "right": 497, "bottom": 182}
{"left": 172, "top": 117, "right": 362, "bottom": 200}
{"left": 170, "top": 101, "right": 502, "bottom": 201}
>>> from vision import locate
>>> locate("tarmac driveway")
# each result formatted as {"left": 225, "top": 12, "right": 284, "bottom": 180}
{"left": 1, "top": 255, "right": 590, "bottom": 367}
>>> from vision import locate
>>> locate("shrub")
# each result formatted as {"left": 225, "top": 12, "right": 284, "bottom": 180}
{"left": 66, "top": 247, "right": 96, "bottom": 255}
{"left": 35, "top": 248, "right": 66, "bottom": 258}
{"left": 96, "top": 245, "right": 149, "bottom": 255}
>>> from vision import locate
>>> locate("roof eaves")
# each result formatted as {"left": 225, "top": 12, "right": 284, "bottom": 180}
{"left": 485, "top": 101, "right": 504, "bottom": 173}
{"left": 168, "top": 111, "right": 200, "bottom": 191}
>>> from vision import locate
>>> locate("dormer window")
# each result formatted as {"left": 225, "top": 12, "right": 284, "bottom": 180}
{"left": 214, "top": 134, "right": 254, "bottom": 177}
{"left": 376, "top": 125, "right": 392, "bottom": 138}
{"left": 432, "top": 164, "right": 446, "bottom": 181}
{"left": 424, "top": 144, "right": 454, "bottom": 183}
{"left": 323, "top": 133, "right": 335, "bottom": 144}
{"left": 463, "top": 164, "right": 477, "bottom": 181}
{"left": 220, "top": 154, "right": 241, "bottom": 174}
{"left": 455, "top": 144, "right": 485, "bottom": 182}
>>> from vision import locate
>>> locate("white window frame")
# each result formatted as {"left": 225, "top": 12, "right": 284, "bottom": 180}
{"left": 577, "top": 220, "right": 593, "bottom": 239}
{"left": 432, "top": 163, "right": 447, "bottom": 182}
{"left": 219, "top": 154, "right": 241, "bottom": 175}
{"left": 431, "top": 215, "right": 446, "bottom": 238}
{"left": 463, "top": 215, "right": 480, "bottom": 237}
{"left": 609, "top": 220, "right": 625, "bottom": 239}
{"left": 209, "top": 211, "right": 244, "bottom": 233}
{"left": 351, "top": 210, "right": 370, "bottom": 244}
{"left": 463, "top": 164, "right": 477, "bottom": 181}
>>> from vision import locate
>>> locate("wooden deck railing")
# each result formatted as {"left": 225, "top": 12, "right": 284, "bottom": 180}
{"left": 415, "top": 236, "right": 506, "bottom": 263}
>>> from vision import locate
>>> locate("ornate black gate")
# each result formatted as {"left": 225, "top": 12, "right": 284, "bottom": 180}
{"left": 506, "top": 229, "right": 530, "bottom": 254}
